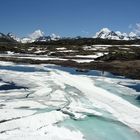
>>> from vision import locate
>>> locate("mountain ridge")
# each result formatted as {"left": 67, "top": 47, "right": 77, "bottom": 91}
{"left": 0, "top": 28, "right": 140, "bottom": 44}
{"left": 93, "top": 28, "right": 140, "bottom": 40}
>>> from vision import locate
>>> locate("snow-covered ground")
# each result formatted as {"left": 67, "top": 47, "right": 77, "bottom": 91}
{"left": 0, "top": 62, "right": 140, "bottom": 140}
{"left": 0, "top": 54, "right": 66, "bottom": 61}
{"left": 75, "top": 53, "right": 108, "bottom": 59}
{"left": 0, "top": 52, "right": 107, "bottom": 63}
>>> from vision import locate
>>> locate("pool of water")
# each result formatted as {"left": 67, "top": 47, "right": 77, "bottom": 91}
{"left": 59, "top": 116, "right": 140, "bottom": 140}
{"left": 94, "top": 80, "right": 140, "bottom": 107}
{"left": 0, "top": 82, "right": 27, "bottom": 91}
{"left": 127, "top": 83, "right": 140, "bottom": 92}
{"left": 44, "top": 65, "right": 121, "bottom": 78}
{"left": 0, "top": 65, "right": 48, "bottom": 72}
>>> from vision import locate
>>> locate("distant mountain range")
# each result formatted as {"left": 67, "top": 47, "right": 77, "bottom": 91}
{"left": 0, "top": 30, "right": 61, "bottom": 43}
{"left": 93, "top": 28, "right": 140, "bottom": 40}
{"left": 0, "top": 32, "right": 17, "bottom": 43}
{"left": 20, "top": 30, "right": 61, "bottom": 43}
{"left": 0, "top": 28, "right": 140, "bottom": 43}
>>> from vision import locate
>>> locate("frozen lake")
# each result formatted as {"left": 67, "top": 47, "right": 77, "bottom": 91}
{"left": 0, "top": 61, "right": 140, "bottom": 140}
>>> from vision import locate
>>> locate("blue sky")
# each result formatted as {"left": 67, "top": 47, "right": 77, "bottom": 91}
{"left": 0, "top": 0, "right": 140, "bottom": 37}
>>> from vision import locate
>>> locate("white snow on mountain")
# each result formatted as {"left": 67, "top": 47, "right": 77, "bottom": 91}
{"left": 29, "top": 30, "right": 44, "bottom": 40}
{"left": 51, "top": 33, "right": 61, "bottom": 41}
{"left": 7, "top": 33, "right": 21, "bottom": 42}
{"left": 100, "top": 28, "right": 111, "bottom": 33}
{"left": 93, "top": 28, "right": 140, "bottom": 40}
{"left": 20, "top": 30, "right": 45, "bottom": 43}
{"left": 1, "top": 28, "right": 139, "bottom": 43}
{"left": 94, "top": 28, "right": 111, "bottom": 39}
{"left": 21, "top": 37, "right": 33, "bottom": 43}
{"left": 20, "top": 30, "right": 61, "bottom": 43}
{"left": 115, "top": 31, "right": 129, "bottom": 40}
{"left": 115, "top": 31, "right": 122, "bottom": 36}
{"left": 129, "top": 32, "right": 137, "bottom": 37}
{"left": 94, "top": 28, "right": 121, "bottom": 40}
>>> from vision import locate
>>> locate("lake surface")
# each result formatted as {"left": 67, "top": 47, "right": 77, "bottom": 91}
{"left": 0, "top": 62, "right": 140, "bottom": 140}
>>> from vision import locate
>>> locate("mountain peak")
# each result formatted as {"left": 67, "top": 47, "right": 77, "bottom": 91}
{"left": 20, "top": 30, "right": 61, "bottom": 43}
{"left": 93, "top": 28, "right": 140, "bottom": 40}
{"left": 94, "top": 28, "right": 120, "bottom": 40}
{"left": 129, "top": 32, "right": 137, "bottom": 37}
{"left": 100, "top": 28, "right": 111, "bottom": 33}
{"left": 7, "top": 33, "right": 21, "bottom": 42}
{"left": 29, "top": 30, "right": 44, "bottom": 40}
{"left": 50, "top": 33, "right": 61, "bottom": 41}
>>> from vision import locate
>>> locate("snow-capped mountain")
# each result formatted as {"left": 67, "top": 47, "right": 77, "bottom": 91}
{"left": 0, "top": 32, "right": 17, "bottom": 42}
{"left": 29, "top": 30, "right": 44, "bottom": 40}
{"left": 20, "top": 30, "right": 61, "bottom": 43}
{"left": 1, "top": 28, "right": 140, "bottom": 44}
{"left": 7, "top": 33, "right": 21, "bottom": 42}
{"left": 94, "top": 28, "right": 120, "bottom": 40}
{"left": 36, "top": 33, "right": 60, "bottom": 42}
{"left": 93, "top": 28, "right": 139, "bottom": 40}
{"left": 128, "top": 32, "right": 138, "bottom": 40}
{"left": 20, "top": 38, "right": 32, "bottom": 43}
{"left": 20, "top": 30, "right": 44, "bottom": 43}
{"left": 0, "top": 33, "right": 5, "bottom": 37}
{"left": 50, "top": 33, "right": 61, "bottom": 41}
{"left": 0, "top": 30, "right": 52, "bottom": 43}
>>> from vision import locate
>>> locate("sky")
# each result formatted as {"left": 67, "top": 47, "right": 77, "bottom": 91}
{"left": 0, "top": 0, "right": 140, "bottom": 37}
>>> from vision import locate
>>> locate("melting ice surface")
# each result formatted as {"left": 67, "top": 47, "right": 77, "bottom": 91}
{"left": 0, "top": 61, "right": 140, "bottom": 140}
